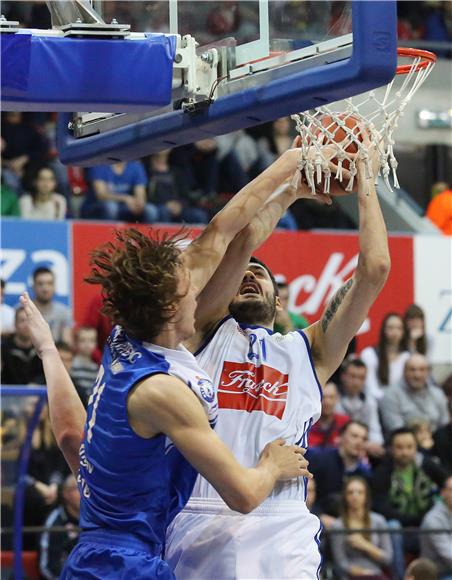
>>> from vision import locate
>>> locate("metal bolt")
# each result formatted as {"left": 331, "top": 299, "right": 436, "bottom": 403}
{"left": 201, "top": 51, "right": 213, "bottom": 64}
{"left": 111, "top": 18, "right": 118, "bottom": 24}
{"left": 174, "top": 53, "right": 183, "bottom": 64}
{"left": 76, "top": 18, "right": 82, "bottom": 23}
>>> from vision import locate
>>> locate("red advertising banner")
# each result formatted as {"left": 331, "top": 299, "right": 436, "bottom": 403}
{"left": 72, "top": 223, "right": 413, "bottom": 351}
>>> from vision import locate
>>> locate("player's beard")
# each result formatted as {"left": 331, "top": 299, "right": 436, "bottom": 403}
{"left": 229, "top": 294, "right": 276, "bottom": 327}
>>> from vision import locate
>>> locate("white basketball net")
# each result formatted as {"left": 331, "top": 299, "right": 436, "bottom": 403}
{"left": 291, "top": 49, "right": 436, "bottom": 195}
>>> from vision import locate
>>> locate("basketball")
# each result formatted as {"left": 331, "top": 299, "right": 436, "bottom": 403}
{"left": 309, "top": 113, "right": 366, "bottom": 196}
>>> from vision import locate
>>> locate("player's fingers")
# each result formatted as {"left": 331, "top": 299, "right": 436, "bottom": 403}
{"left": 273, "top": 438, "right": 286, "bottom": 446}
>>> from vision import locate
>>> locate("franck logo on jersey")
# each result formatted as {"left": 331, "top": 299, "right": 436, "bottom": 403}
{"left": 218, "top": 361, "right": 288, "bottom": 419}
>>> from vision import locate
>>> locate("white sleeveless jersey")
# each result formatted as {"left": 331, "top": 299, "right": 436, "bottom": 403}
{"left": 192, "top": 316, "right": 322, "bottom": 502}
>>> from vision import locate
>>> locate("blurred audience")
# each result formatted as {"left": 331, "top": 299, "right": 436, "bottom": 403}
{"left": 32, "top": 267, "right": 73, "bottom": 345}
{"left": 309, "top": 382, "right": 349, "bottom": 449}
{"left": 0, "top": 182, "right": 20, "bottom": 217}
{"left": 56, "top": 341, "right": 74, "bottom": 374}
{"left": 20, "top": 166, "right": 67, "bottom": 220}
{"left": 360, "top": 313, "right": 410, "bottom": 401}
{"left": 39, "top": 474, "right": 80, "bottom": 580}
{"left": 87, "top": 160, "right": 158, "bottom": 223}
{"left": 404, "top": 558, "right": 438, "bottom": 580}
{"left": 379, "top": 354, "right": 449, "bottom": 435}
{"left": 1, "top": 306, "right": 44, "bottom": 385}
{"left": 432, "top": 399, "right": 452, "bottom": 475}
{"left": 330, "top": 476, "right": 393, "bottom": 579}
{"left": 309, "top": 420, "right": 371, "bottom": 526}
{"left": 420, "top": 476, "right": 452, "bottom": 580}
{"left": 274, "top": 278, "right": 309, "bottom": 334}
{"left": 82, "top": 294, "right": 113, "bottom": 362}
{"left": 337, "top": 357, "right": 385, "bottom": 458}
{"left": 404, "top": 304, "right": 434, "bottom": 360}
{"left": 71, "top": 327, "right": 99, "bottom": 407}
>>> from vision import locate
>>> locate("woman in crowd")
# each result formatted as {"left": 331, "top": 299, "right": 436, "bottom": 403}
{"left": 403, "top": 304, "right": 434, "bottom": 360}
{"left": 360, "top": 313, "right": 410, "bottom": 401}
{"left": 330, "top": 476, "right": 393, "bottom": 579}
{"left": 20, "top": 166, "right": 67, "bottom": 220}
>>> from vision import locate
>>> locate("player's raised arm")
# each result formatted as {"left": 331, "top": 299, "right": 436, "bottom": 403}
{"left": 128, "top": 375, "right": 311, "bottom": 513}
{"left": 20, "top": 292, "right": 86, "bottom": 475}
{"left": 305, "top": 145, "right": 391, "bottom": 384}
{"left": 182, "top": 148, "right": 302, "bottom": 294}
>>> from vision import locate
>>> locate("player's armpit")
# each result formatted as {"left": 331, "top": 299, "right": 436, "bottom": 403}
{"left": 127, "top": 374, "right": 310, "bottom": 513}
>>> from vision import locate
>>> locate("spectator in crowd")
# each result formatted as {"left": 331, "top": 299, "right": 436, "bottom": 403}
{"left": 442, "top": 374, "right": 452, "bottom": 407}
{"left": 88, "top": 160, "right": 158, "bottom": 223}
{"left": 330, "top": 476, "right": 393, "bottom": 579}
{"left": 273, "top": 278, "right": 309, "bottom": 334}
{"left": 71, "top": 327, "right": 99, "bottom": 407}
{"left": 433, "top": 399, "right": 452, "bottom": 475}
{"left": 337, "top": 357, "right": 385, "bottom": 458}
{"left": 309, "top": 421, "right": 371, "bottom": 525}
{"left": 403, "top": 304, "right": 434, "bottom": 360}
{"left": 379, "top": 354, "right": 449, "bottom": 436}
{"left": 0, "top": 306, "right": 44, "bottom": 385}
{"left": 20, "top": 166, "right": 67, "bottom": 220}
{"left": 147, "top": 150, "right": 208, "bottom": 224}
{"left": 257, "top": 117, "right": 294, "bottom": 168}
{"left": 1, "top": 278, "right": 15, "bottom": 335}
{"left": 24, "top": 407, "right": 70, "bottom": 549}
{"left": 55, "top": 341, "right": 74, "bottom": 374}
{"left": 1, "top": 111, "right": 49, "bottom": 193}
{"left": 32, "top": 267, "right": 73, "bottom": 345}
{"left": 82, "top": 294, "right": 113, "bottom": 362}
{"left": 407, "top": 418, "right": 449, "bottom": 488}
{"left": 426, "top": 182, "right": 452, "bottom": 235}
{"left": 360, "top": 313, "right": 410, "bottom": 401}
{"left": 420, "top": 476, "right": 452, "bottom": 580}
{"left": 404, "top": 558, "right": 438, "bottom": 580}
{"left": 372, "top": 428, "right": 438, "bottom": 553}
{"left": 0, "top": 182, "right": 20, "bottom": 217}
{"left": 309, "top": 382, "right": 350, "bottom": 449}
{"left": 39, "top": 474, "right": 80, "bottom": 580}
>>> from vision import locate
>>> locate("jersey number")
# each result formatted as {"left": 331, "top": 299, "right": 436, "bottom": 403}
{"left": 86, "top": 365, "right": 106, "bottom": 444}
{"left": 247, "top": 334, "right": 267, "bottom": 363}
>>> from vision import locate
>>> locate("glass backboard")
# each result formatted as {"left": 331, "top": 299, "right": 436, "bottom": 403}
{"left": 52, "top": 0, "right": 397, "bottom": 164}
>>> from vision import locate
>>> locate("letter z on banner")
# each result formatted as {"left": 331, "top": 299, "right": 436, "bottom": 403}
{"left": 218, "top": 361, "right": 289, "bottom": 419}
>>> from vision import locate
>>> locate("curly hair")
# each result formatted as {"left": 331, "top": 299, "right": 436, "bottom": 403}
{"left": 85, "top": 228, "right": 185, "bottom": 341}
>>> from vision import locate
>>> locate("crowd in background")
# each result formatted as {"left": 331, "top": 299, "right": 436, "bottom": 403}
{"left": 1, "top": 266, "right": 451, "bottom": 579}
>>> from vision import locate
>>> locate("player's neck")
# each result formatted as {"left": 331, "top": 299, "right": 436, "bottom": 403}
{"left": 150, "top": 326, "right": 183, "bottom": 350}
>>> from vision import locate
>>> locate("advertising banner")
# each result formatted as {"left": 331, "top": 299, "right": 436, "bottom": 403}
{"left": 1, "top": 219, "right": 71, "bottom": 308}
{"left": 414, "top": 236, "right": 452, "bottom": 365}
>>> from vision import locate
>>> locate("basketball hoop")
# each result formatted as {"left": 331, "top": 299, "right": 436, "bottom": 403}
{"left": 291, "top": 47, "right": 437, "bottom": 195}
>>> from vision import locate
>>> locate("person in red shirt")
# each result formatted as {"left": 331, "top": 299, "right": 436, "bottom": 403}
{"left": 309, "top": 382, "right": 349, "bottom": 448}
{"left": 426, "top": 182, "right": 452, "bottom": 235}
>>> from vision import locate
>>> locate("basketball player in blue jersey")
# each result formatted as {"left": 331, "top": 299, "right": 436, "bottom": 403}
{"left": 164, "top": 142, "right": 391, "bottom": 578}
{"left": 20, "top": 147, "right": 314, "bottom": 579}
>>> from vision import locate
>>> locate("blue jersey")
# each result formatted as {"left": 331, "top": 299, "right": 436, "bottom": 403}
{"left": 77, "top": 326, "right": 218, "bottom": 548}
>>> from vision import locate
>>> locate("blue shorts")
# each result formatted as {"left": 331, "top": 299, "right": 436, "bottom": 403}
{"left": 60, "top": 529, "right": 174, "bottom": 580}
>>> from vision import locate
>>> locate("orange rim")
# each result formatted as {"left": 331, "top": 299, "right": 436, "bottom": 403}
{"left": 396, "top": 47, "right": 437, "bottom": 75}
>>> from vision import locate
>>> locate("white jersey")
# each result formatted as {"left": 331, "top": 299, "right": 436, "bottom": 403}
{"left": 192, "top": 316, "right": 322, "bottom": 501}
{"left": 166, "top": 316, "right": 323, "bottom": 579}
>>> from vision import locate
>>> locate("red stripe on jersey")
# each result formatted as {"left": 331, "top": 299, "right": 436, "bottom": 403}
{"left": 218, "top": 361, "right": 288, "bottom": 419}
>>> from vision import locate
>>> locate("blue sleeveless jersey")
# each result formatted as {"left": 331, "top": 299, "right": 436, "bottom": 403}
{"left": 77, "top": 326, "right": 218, "bottom": 548}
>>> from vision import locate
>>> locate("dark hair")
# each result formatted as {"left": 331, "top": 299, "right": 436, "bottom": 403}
{"left": 340, "top": 476, "right": 372, "bottom": 540}
{"left": 404, "top": 304, "right": 427, "bottom": 355}
{"left": 377, "top": 312, "right": 407, "bottom": 386}
{"left": 405, "top": 558, "right": 438, "bottom": 580}
{"left": 340, "top": 419, "right": 369, "bottom": 436}
{"left": 389, "top": 426, "right": 416, "bottom": 446}
{"left": 85, "top": 228, "right": 186, "bottom": 342}
{"left": 33, "top": 266, "right": 53, "bottom": 281}
{"left": 249, "top": 256, "right": 279, "bottom": 297}
{"left": 342, "top": 356, "right": 366, "bottom": 372}
{"left": 55, "top": 341, "right": 73, "bottom": 354}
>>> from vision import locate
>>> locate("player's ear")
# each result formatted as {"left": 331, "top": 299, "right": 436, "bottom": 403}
{"left": 275, "top": 296, "right": 283, "bottom": 313}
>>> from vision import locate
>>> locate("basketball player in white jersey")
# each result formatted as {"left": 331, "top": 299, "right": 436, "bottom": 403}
{"left": 165, "top": 143, "right": 390, "bottom": 579}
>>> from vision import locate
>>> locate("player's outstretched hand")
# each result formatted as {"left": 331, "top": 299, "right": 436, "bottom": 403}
{"left": 261, "top": 438, "right": 312, "bottom": 481}
{"left": 20, "top": 292, "right": 57, "bottom": 358}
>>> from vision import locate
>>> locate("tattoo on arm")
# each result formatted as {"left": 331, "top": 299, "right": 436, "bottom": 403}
{"left": 321, "top": 279, "right": 354, "bottom": 333}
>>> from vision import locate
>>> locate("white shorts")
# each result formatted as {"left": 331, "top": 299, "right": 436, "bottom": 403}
{"left": 165, "top": 498, "right": 322, "bottom": 580}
